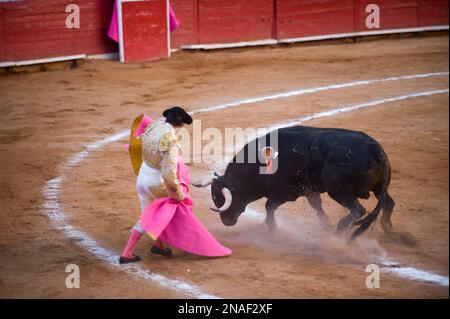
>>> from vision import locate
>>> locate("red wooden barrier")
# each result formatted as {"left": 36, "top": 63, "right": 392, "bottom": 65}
{"left": 0, "top": 9, "right": 5, "bottom": 62}
{"left": 276, "top": 0, "right": 354, "bottom": 39}
{"left": 277, "top": 0, "right": 447, "bottom": 40}
{"left": 354, "top": 0, "right": 419, "bottom": 31}
{"left": 120, "top": 0, "right": 169, "bottom": 63}
{"left": 170, "top": 0, "right": 199, "bottom": 48}
{"left": 197, "top": 0, "right": 274, "bottom": 44}
{"left": 0, "top": 0, "right": 117, "bottom": 63}
{"left": 0, "top": 0, "right": 448, "bottom": 63}
{"left": 418, "top": 0, "right": 449, "bottom": 27}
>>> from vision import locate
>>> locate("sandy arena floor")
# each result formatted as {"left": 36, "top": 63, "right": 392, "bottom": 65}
{"left": 0, "top": 34, "right": 448, "bottom": 298}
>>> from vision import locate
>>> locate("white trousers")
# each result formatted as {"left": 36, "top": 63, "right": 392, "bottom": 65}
{"left": 134, "top": 161, "right": 164, "bottom": 233}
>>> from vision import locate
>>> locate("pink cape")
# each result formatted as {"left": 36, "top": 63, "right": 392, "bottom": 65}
{"left": 108, "top": 1, "right": 180, "bottom": 42}
{"left": 139, "top": 161, "right": 232, "bottom": 257}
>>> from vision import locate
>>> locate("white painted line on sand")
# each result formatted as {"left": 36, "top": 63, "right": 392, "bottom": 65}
{"left": 190, "top": 72, "right": 449, "bottom": 115}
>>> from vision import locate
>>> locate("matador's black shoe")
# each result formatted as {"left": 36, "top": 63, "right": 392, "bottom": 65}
{"left": 119, "top": 255, "right": 141, "bottom": 264}
{"left": 150, "top": 245, "right": 173, "bottom": 257}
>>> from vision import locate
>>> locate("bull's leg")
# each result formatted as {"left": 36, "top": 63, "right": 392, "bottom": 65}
{"left": 372, "top": 181, "right": 395, "bottom": 233}
{"left": 328, "top": 192, "right": 366, "bottom": 232}
{"left": 381, "top": 192, "right": 395, "bottom": 233}
{"left": 264, "top": 199, "right": 284, "bottom": 232}
{"left": 306, "top": 193, "right": 331, "bottom": 228}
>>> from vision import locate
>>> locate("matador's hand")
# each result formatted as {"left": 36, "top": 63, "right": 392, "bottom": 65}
{"left": 169, "top": 186, "right": 184, "bottom": 201}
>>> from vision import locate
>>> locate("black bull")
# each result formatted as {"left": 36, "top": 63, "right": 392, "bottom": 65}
{"left": 194, "top": 125, "right": 395, "bottom": 240}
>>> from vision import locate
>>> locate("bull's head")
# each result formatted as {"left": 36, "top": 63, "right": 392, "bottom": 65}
{"left": 192, "top": 172, "right": 246, "bottom": 226}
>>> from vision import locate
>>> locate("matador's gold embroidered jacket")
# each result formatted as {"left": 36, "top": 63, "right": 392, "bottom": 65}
{"left": 141, "top": 120, "right": 184, "bottom": 201}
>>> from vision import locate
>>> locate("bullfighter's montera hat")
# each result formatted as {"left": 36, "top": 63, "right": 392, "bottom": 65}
{"left": 163, "top": 106, "right": 193, "bottom": 125}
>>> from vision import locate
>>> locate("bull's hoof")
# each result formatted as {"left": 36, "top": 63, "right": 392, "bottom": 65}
{"left": 337, "top": 215, "right": 355, "bottom": 231}
{"left": 334, "top": 221, "right": 354, "bottom": 238}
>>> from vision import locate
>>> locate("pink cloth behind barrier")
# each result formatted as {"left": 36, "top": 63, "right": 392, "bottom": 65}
{"left": 139, "top": 160, "right": 232, "bottom": 257}
{"left": 169, "top": 5, "right": 180, "bottom": 32}
{"left": 108, "top": 0, "right": 179, "bottom": 42}
{"left": 108, "top": 0, "right": 119, "bottom": 42}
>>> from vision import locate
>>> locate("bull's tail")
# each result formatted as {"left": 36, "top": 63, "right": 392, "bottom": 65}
{"left": 350, "top": 195, "right": 385, "bottom": 240}
{"left": 350, "top": 147, "right": 391, "bottom": 240}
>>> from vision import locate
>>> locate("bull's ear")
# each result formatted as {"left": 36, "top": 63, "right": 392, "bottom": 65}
{"left": 214, "top": 172, "right": 220, "bottom": 178}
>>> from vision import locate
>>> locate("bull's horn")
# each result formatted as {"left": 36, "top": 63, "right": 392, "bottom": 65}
{"left": 211, "top": 187, "right": 232, "bottom": 212}
{"left": 191, "top": 178, "right": 213, "bottom": 188}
